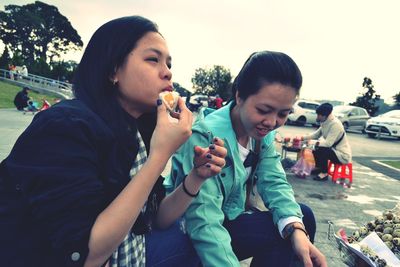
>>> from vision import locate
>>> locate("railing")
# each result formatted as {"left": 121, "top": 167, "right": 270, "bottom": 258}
{"left": 0, "top": 68, "right": 74, "bottom": 99}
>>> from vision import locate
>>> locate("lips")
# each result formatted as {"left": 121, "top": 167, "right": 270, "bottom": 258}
{"left": 256, "top": 127, "right": 270, "bottom": 136}
{"left": 162, "top": 85, "right": 173, "bottom": 92}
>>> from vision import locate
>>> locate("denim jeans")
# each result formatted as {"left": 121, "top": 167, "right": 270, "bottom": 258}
{"left": 145, "top": 220, "right": 200, "bottom": 267}
{"left": 223, "top": 203, "right": 316, "bottom": 267}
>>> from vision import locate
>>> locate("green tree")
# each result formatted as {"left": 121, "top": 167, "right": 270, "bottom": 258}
{"left": 191, "top": 68, "right": 210, "bottom": 95}
{"left": 191, "top": 65, "right": 232, "bottom": 99}
{"left": 0, "top": 1, "right": 83, "bottom": 65}
{"left": 50, "top": 60, "right": 78, "bottom": 82}
{"left": 393, "top": 92, "right": 400, "bottom": 107}
{"left": 350, "top": 77, "right": 380, "bottom": 116}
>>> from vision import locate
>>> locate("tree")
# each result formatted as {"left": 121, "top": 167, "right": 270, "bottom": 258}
{"left": 208, "top": 65, "right": 232, "bottom": 100}
{"left": 393, "top": 92, "right": 400, "bottom": 107}
{"left": 49, "top": 60, "right": 78, "bottom": 82}
{"left": 191, "top": 68, "right": 210, "bottom": 95}
{"left": 0, "top": 1, "right": 83, "bottom": 65}
{"left": 350, "top": 77, "right": 381, "bottom": 116}
{"left": 191, "top": 65, "right": 232, "bottom": 99}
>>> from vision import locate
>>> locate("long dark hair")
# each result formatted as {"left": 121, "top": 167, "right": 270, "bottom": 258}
{"left": 231, "top": 51, "right": 302, "bottom": 104}
{"left": 73, "top": 16, "right": 159, "bottom": 136}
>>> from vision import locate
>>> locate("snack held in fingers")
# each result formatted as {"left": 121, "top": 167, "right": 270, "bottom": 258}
{"left": 159, "top": 91, "right": 179, "bottom": 112}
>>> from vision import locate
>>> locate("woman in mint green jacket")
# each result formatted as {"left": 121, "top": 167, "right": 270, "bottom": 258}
{"left": 165, "top": 51, "right": 327, "bottom": 267}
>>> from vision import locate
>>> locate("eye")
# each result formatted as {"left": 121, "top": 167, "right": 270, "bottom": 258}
{"left": 256, "top": 108, "right": 269, "bottom": 115}
{"left": 147, "top": 57, "right": 159, "bottom": 63}
{"left": 278, "top": 111, "right": 290, "bottom": 118}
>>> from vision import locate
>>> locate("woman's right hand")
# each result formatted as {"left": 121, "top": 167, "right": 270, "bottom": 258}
{"left": 149, "top": 97, "right": 193, "bottom": 161}
{"left": 190, "top": 137, "right": 227, "bottom": 180}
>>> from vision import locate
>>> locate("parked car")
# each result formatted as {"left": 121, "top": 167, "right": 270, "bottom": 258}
{"left": 365, "top": 110, "right": 400, "bottom": 139}
{"left": 181, "top": 94, "right": 209, "bottom": 112}
{"left": 332, "top": 105, "right": 370, "bottom": 131}
{"left": 287, "top": 100, "right": 320, "bottom": 126}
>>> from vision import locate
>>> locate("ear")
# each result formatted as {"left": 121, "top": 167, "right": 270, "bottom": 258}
{"left": 235, "top": 90, "right": 241, "bottom": 105}
{"left": 109, "top": 67, "right": 119, "bottom": 85}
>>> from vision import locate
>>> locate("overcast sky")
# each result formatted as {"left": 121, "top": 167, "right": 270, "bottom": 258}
{"left": 2, "top": 0, "right": 400, "bottom": 104}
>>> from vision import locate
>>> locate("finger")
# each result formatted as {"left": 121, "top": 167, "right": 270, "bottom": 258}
{"left": 193, "top": 146, "right": 210, "bottom": 168}
{"left": 208, "top": 143, "right": 227, "bottom": 158}
{"left": 169, "top": 111, "right": 180, "bottom": 120}
{"left": 177, "top": 98, "right": 193, "bottom": 125}
{"left": 206, "top": 154, "right": 226, "bottom": 168}
{"left": 156, "top": 98, "right": 168, "bottom": 123}
{"left": 212, "top": 137, "right": 224, "bottom": 147}
{"left": 197, "top": 163, "right": 222, "bottom": 176}
{"left": 176, "top": 97, "right": 190, "bottom": 112}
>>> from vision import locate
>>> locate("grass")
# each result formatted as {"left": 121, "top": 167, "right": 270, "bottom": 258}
{"left": 0, "top": 80, "right": 61, "bottom": 108}
{"left": 380, "top": 160, "right": 400, "bottom": 170}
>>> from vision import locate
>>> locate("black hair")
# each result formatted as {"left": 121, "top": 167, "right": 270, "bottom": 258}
{"left": 316, "top": 103, "right": 333, "bottom": 116}
{"left": 73, "top": 16, "right": 159, "bottom": 131}
{"left": 231, "top": 51, "right": 302, "bottom": 104}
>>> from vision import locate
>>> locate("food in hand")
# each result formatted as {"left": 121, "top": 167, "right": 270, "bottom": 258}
{"left": 159, "top": 91, "right": 179, "bottom": 112}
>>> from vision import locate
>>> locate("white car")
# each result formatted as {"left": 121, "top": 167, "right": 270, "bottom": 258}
{"left": 287, "top": 100, "right": 320, "bottom": 126}
{"left": 365, "top": 110, "right": 400, "bottom": 139}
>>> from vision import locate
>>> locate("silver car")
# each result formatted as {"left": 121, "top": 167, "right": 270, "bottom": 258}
{"left": 332, "top": 105, "right": 370, "bottom": 131}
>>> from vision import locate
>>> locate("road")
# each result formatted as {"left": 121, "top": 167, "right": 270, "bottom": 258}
{"left": 277, "top": 124, "right": 400, "bottom": 158}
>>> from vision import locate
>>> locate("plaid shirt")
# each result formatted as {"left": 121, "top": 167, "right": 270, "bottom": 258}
{"left": 110, "top": 131, "right": 148, "bottom": 267}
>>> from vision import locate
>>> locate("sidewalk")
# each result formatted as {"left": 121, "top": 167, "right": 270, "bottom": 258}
{"left": 274, "top": 149, "right": 400, "bottom": 266}
{"left": 1, "top": 109, "right": 399, "bottom": 266}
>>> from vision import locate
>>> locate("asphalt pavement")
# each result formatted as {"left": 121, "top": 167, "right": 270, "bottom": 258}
{"left": 1, "top": 108, "right": 399, "bottom": 266}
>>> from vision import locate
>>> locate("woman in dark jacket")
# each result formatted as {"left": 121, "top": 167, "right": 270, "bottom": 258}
{"left": 0, "top": 16, "right": 226, "bottom": 267}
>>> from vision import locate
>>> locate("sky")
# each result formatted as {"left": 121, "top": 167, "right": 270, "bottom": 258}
{"left": 1, "top": 0, "right": 400, "bottom": 104}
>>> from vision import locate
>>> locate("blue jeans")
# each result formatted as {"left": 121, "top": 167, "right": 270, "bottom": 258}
{"left": 223, "top": 204, "right": 316, "bottom": 267}
{"left": 145, "top": 220, "right": 200, "bottom": 267}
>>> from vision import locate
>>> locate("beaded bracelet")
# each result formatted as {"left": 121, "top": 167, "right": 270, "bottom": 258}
{"left": 182, "top": 176, "right": 199, "bottom": 197}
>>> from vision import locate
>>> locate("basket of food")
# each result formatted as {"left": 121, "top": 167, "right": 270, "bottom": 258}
{"left": 329, "top": 203, "right": 400, "bottom": 267}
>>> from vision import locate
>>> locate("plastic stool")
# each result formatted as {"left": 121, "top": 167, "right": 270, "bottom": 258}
{"left": 328, "top": 161, "right": 353, "bottom": 186}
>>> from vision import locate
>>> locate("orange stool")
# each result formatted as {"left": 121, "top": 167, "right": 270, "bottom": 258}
{"left": 328, "top": 161, "right": 353, "bottom": 186}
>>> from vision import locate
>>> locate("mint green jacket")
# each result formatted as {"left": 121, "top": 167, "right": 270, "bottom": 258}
{"left": 164, "top": 103, "right": 302, "bottom": 267}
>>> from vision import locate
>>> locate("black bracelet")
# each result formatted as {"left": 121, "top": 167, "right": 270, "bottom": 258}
{"left": 182, "top": 176, "right": 199, "bottom": 197}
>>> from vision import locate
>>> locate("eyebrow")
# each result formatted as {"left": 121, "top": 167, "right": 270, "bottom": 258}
{"left": 145, "top": 48, "right": 172, "bottom": 61}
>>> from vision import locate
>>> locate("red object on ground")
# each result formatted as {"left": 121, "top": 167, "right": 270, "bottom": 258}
{"left": 328, "top": 161, "right": 353, "bottom": 185}
{"left": 39, "top": 100, "right": 51, "bottom": 111}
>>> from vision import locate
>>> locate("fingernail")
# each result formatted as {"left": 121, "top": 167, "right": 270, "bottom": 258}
{"left": 157, "top": 99, "right": 162, "bottom": 106}
{"left": 209, "top": 144, "right": 215, "bottom": 150}
{"left": 206, "top": 154, "right": 212, "bottom": 159}
{"left": 206, "top": 163, "right": 211, "bottom": 168}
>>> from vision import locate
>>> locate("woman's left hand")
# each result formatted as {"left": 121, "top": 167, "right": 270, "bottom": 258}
{"left": 291, "top": 231, "right": 327, "bottom": 267}
{"left": 191, "top": 137, "right": 227, "bottom": 180}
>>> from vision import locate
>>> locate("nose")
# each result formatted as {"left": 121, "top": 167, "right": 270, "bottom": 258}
{"left": 262, "top": 113, "right": 278, "bottom": 129}
{"left": 161, "top": 64, "right": 172, "bottom": 81}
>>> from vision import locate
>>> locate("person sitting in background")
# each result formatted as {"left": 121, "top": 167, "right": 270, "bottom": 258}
{"left": 13, "top": 87, "right": 30, "bottom": 111}
{"left": 301, "top": 103, "right": 352, "bottom": 181}
{"left": 23, "top": 100, "right": 39, "bottom": 114}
